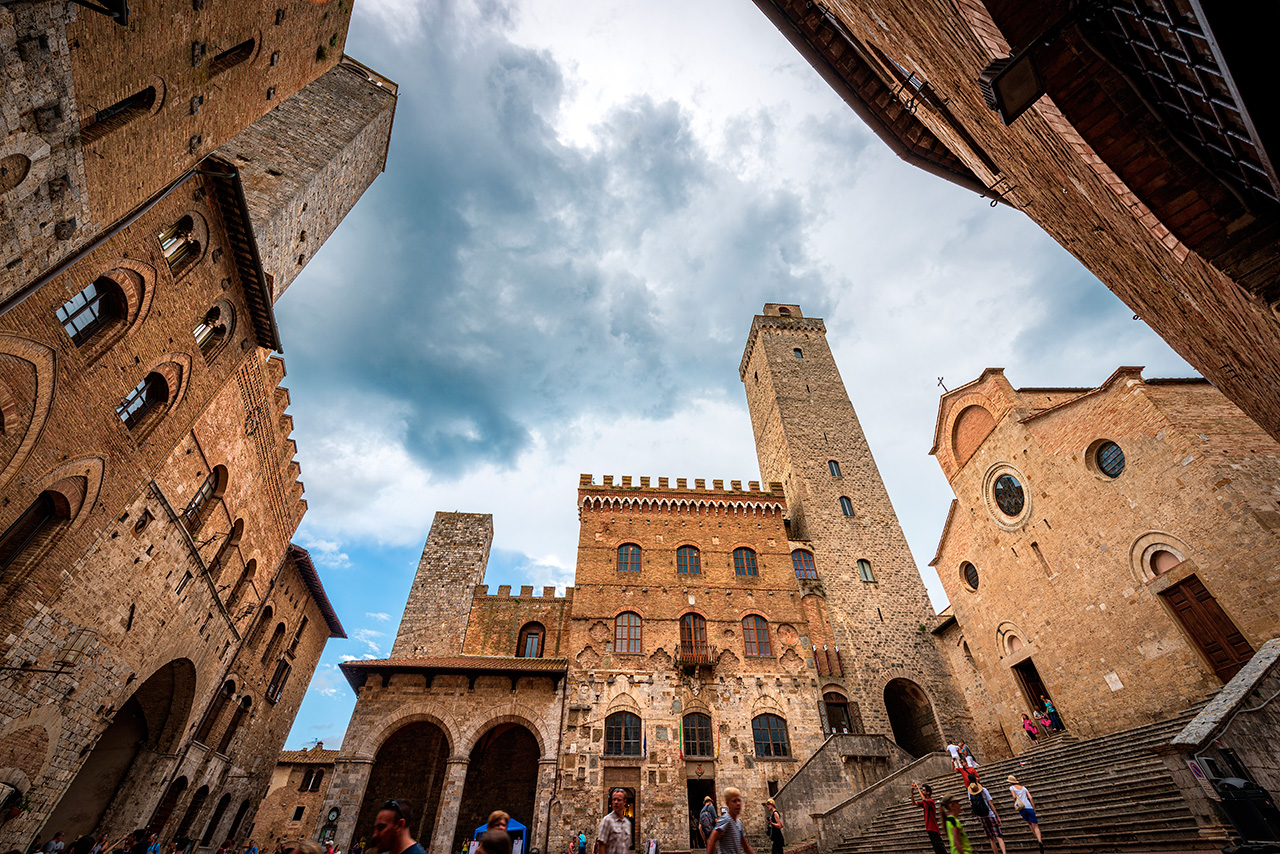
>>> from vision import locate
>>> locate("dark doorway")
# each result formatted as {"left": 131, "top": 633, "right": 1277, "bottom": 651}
{"left": 823, "top": 692, "right": 863, "bottom": 735}
{"left": 883, "top": 678, "right": 941, "bottom": 757}
{"left": 355, "top": 721, "right": 450, "bottom": 850}
{"left": 1161, "top": 575, "right": 1255, "bottom": 681}
{"left": 452, "top": 724, "right": 539, "bottom": 854}
{"left": 686, "top": 779, "right": 715, "bottom": 848}
{"left": 42, "top": 659, "right": 196, "bottom": 839}
{"left": 1010, "top": 659, "right": 1055, "bottom": 718}
{"left": 149, "top": 777, "right": 188, "bottom": 832}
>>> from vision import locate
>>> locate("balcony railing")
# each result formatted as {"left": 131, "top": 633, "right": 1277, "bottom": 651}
{"left": 675, "top": 643, "right": 715, "bottom": 667}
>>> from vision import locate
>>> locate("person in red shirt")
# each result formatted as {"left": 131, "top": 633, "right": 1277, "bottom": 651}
{"left": 910, "top": 783, "right": 946, "bottom": 854}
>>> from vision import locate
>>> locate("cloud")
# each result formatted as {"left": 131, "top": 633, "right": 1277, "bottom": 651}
{"left": 365, "top": 612, "right": 392, "bottom": 622}
{"left": 300, "top": 537, "right": 352, "bottom": 569}
{"left": 352, "top": 628, "right": 386, "bottom": 656}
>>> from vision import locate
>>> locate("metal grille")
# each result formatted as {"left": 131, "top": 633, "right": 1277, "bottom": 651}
{"left": 1086, "top": 0, "right": 1278, "bottom": 204}
{"left": 1097, "top": 441, "right": 1127, "bottom": 477}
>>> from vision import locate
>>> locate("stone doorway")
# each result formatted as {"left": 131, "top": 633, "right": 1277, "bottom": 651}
{"left": 354, "top": 722, "right": 450, "bottom": 849}
{"left": 1161, "top": 575, "right": 1255, "bottom": 681}
{"left": 452, "top": 723, "right": 540, "bottom": 854}
{"left": 883, "top": 678, "right": 941, "bottom": 757}
{"left": 42, "top": 659, "right": 196, "bottom": 840}
{"left": 1010, "top": 659, "right": 1055, "bottom": 719}
{"left": 686, "top": 779, "right": 715, "bottom": 848}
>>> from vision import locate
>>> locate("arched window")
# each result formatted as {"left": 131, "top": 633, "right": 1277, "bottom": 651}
{"left": 614, "top": 612, "right": 642, "bottom": 654}
{"left": 56, "top": 277, "right": 126, "bottom": 347}
{"left": 247, "top": 606, "right": 273, "bottom": 648}
{"left": 0, "top": 490, "right": 72, "bottom": 578}
{"left": 828, "top": 459, "right": 841, "bottom": 477}
{"left": 227, "top": 559, "right": 257, "bottom": 614}
{"left": 288, "top": 616, "right": 309, "bottom": 655}
{"left": 516, "top": 621, "right": 544, "bottom": 658}
{"left": 201, "top": 793, "right": 232, "bottom": 846}
{"left": 857, "top": 559, "right": 875, "bottom": 583}
{"left": 742, "top": 615, "right": 772, "bottom": 657}
{"left": 159, "top": 216, "right": 200, "bottom": 275}
{"left": 215, "top": 696, "right": 250, "bottom": 754}
{"left": 777, "top": 307, "right": 791, "bottom": 316}
{"left": 682, "top": 713, "right": 712, "bottom": 757}
{"left": 261, "top": 622, "right": 286, "bottom": 664}
{"left": 182, "top": 466, "right": 228, "bottom": 533}
{"left": 617, "top": 543, "right": 642, "bottom": 573}
{"left": 266, "top": 658, "right": 292, "bottom": 703}
{"left": 839, "top": 496, "right": 854, "bottom": 517}
{"left": 193, "top": 304, "right": 232, "bottom": 358}
{"left": 604, "top": 711, "right": 641, "bottom": 756}
{"left": 80, "top": 86, "right": 156, "bottom": 144}
{"left": 300, "top": 769, "right": 314, "bottom": 791}
{"left": 823, "top": 691, "right": 855, "bottom": 734}
{"left": 676, "top": 545, "right": 701, "bottom": 575}
{"left": 679, "top": 613, "right": 707, "bottom": 657}
{"left": 733, "top": 547, "right": 758, "bottom": 577}
{"left": 117, "top": 371, "right": 171, "bottom": 429}
{"left": 194, "top": 680, "right": 234, "bottom": 745}
{"left": 308, "top": 769, "right": 324, "bottom": 792}
{"left": 792, "top": 550, "right": 817, "bottom": 579}
{"left": 209, "top": 38, "right": 255, "bottom": 77}
{"left": 752, "top": 714, "right": 790, "bottom": 757}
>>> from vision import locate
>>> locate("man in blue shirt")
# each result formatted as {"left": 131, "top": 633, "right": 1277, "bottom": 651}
{"left": 372, "top": 800, "right": 424, "bottom": 854}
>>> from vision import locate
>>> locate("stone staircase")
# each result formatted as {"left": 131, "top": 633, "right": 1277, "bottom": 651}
{"left": 828, "top": 711, "right": 1230, "bottom": 854}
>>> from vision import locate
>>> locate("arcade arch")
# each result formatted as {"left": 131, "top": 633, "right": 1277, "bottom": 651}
{"left": 883, "top": 677, "right": 941, "bottom": 757}
{"left": 354, "top": 721, "right": 451, "bottom": 849}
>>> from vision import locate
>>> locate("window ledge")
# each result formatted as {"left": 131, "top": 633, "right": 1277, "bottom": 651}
{"left": 752, "top": 756, "right": 797, "bottom": 763}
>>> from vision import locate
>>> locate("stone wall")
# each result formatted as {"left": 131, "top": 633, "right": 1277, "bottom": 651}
{"left": 391, "top": 513, "right": 493, "bottom": 659}
{"left": 463, "top": 586, "right": 572, "bottom": 658}
{"left": 252, "top": 747, "right": 338, "bottom": 847}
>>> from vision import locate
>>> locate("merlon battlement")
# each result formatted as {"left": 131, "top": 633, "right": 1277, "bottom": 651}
{"left": 579, "top": 474, "right": 784, "bottom": 496}
{"left": 473, "top": 585, "right": 572, "bottom": 600}
{"left": 739, "top": 308, "right": 826, "bottom": 379}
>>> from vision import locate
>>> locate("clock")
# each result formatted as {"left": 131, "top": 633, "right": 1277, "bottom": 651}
{"left": 327, "top": 807, "right": 340, "bottom": 822}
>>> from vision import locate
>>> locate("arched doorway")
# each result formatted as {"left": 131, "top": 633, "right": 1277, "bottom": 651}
{"left": 354, "top": 722, "right": 450, "bottom": 849}
{"left": 451, "top": 724, "right": 539, "bottom": 854}
{"left": 884, "top": 678, "right": 941, "bottom": 757}
{"left": 42, "top": 659, "right": 197, "bottom": 838}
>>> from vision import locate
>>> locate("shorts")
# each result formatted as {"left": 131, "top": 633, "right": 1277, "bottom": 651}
{"left": 978, "top": 815, "right": 1003, "bottom": 838}
{"left": 1018, "top": 807, "right": 1038, "bottom": 825}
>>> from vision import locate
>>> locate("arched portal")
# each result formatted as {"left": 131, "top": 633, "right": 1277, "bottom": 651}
{"left": 451, "top": 724, "right": 539, "bottom": 854}
{"left": 884, "top": 678, "right": 941, "bottom": 757}
{"left": 42, "top": 659, "right": 197, "bottom": 838}
{"left": 354, "top": 722, "right": 450, "bottom": 849}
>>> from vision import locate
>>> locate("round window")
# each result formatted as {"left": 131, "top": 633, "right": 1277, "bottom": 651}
{"left": 992, "top": 474, "right": 1025, "bottom": 517}
{"left": 961, "top": 562, "right": 979, "bottom": 591}
{"left": 1096, "top": 441, "right": 1125, "bottom": 478}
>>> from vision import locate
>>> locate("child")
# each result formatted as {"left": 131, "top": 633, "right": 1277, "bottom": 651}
{"left": 941, "top": 797, "right": 973, "bottom": 854}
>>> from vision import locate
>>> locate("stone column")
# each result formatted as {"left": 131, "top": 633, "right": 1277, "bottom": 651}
{"left": 531, "top": 757, "right": 558, "bottom": 854}
{"left": 428, "top": 756, "right": 470, "bottom": 854}
{"left": 328, "top": 757, "right": 374, "bottom": 849}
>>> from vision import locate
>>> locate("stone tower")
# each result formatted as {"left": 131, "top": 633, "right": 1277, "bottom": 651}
{"left": 390, "top": 512, "right": 493, "bottom": 658}
{"left": 740, "top": 304, "right": 971, "bottom": 751}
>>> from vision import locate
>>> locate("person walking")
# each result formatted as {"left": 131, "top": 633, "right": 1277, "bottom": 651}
{"left": 698, "top": 797, "right": 716, "bottom": 848}
{"left": 941, "top": 797, "right": 973, "bottom": 854}
{"left": 371, "top": 799, "right": 424, "bottom": 854}
{"left": 576, "top": 832, "right": 586, "bottom": 854}
{"left": 946, "top": 742, "right": 963, "bottom": 772}
{"left": 1007, "top": 776, "right": 1044, "bottom": 853}
{"left": 706, "top": 788, "right": 755, "bottom": 854}
{"left": 596, "top": 789, "right": 631, "bottom": 854}
{"left": 763, "top": 799, "right": 783, "bottom": 854}
{"left": 909, "top": 783, "right": 946, "bottom": 854}
{"left": 1040, "top": 697, "right": 1064, "bottom": 731}
{"left": 966, "top": 782, "right": 1006, "bottom": 854}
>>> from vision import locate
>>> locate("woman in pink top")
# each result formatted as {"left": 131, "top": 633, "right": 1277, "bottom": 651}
{"left": 1021, "top": 713, "right": 1039, "bottom": 742}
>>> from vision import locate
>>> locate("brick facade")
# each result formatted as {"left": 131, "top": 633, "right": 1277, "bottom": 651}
{"left": 930, "top": 367, "right": 1280, "bottom": 754}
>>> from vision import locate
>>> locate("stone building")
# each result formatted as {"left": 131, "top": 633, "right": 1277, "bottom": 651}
{"left": 318, "top": 306, "right": 967, "bottom": 854}
{"left": 746, "top": 1, "right": 1280, "bottom": 450}
{"left": 0, "top": 1, "right": 394, "bottom": 848}
{"left": 929, "top": 367, "right": 1280, "bottom": 755}
{"left": 253, "top": 744, "right": 340, "bottom": 848}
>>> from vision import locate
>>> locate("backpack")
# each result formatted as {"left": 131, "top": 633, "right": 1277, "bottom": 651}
{"left": 969, "top": 792, "right": 990, "bottom": 817}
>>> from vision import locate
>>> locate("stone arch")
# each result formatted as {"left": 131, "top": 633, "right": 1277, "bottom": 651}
{"left": 353, "top": 718, "right": 452, "bottom": 850}
{"left": 0, "top": 704, "right": 62, "bottom": 789}
{"left": 1129, "top": 531, "right": 1193, "bottom": 584}
{"left": 0, "top": 133, "right": 50, "bottom": 202}
{"left": 951, "top": 404, "right": 997, "bottom": 467}
{"left": 457, "top": 706, "right": 551, "bottom": 760}
{"left": 452, "top": 721, "right": 541, "bottom": 854}
{"left": 0, "top": 335, "right": 55, "bottom": 492}
{"left": 351, "top": 705, "right": 459, "bottom": 761}
{"left": 994, "top": 621, "right": 1027, "bottom": 657}
{"left": 37, "top": 456, "right": 104, "bottom": 535}
{"left": 883, "top": 676, "right": 943, "bottom": 758}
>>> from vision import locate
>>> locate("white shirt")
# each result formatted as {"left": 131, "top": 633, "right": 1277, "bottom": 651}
{"left": 946, "top": 744, "right": 961, "bottom": 758}
{"left": 1010, "top": 785, "right": 1032, "bottom": 810}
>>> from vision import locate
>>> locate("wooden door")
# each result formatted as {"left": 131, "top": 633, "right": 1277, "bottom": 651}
{"left": 1161, "top": 575, "right": 1254, "bottom": 681}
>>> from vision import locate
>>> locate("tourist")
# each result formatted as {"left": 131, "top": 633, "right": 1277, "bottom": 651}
{"left": 27, "top": 835, "right": 42, "bottom": 854}
{"left": 946, "top": 741, "right": 963, "bottom": 771}
{"left": 1007, "top": 776, "right": 1044, "bottom": 854}
{"left": 371, "top": 799, "right": 424, "bottom": 854}
{"left": 959, "top": 740, "right": 977, "bottom": 765}
{"left": 486, "top": 813, "right": 509, "bottom": 834}
{"left": 706, "top": 788, "right": 755, "bottom": 854}
{"left": 1038, "top": 709, "right": 1053, "bottom": 734}
{"left": 576, "top": 832, "right": 585, "bottom": 854}
{"left": 245, "top": 841, "right": 259, "bottom": 854}
{"left": 44, "top": 833, "right": 66, "bottom": 854}
{"left": 476, "top": 830, "right": 509, "bottom": 854}
{"left": 1040, "top": 696, "right": 1063, "bottom": 731}
{"left": 595, "top": 789, "right": 630, "bottom": 854}
{"left": 941, "top": 797, "right": 973, "bottom": 854}
{"left": 763, "top": 799, "right": 783, "bottom": 854}
{"left": 699, "top": 796, "right": 716, "bottom": 847}
{"left": 1020, "top": 714, "right": 1039, "bottom": 743}
{"left": 965, "top": 782, "right": 1006, "bottom": 854}
{"left": 909, "top": 783, "right": 946, "bottom": 854}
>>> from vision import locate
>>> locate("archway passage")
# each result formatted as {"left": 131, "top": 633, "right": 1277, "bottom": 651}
{"left": 42, "top": 659, "right": 196, "bottom": 838}
{"left": 452, "top": 723, "right": 539, "bottom": 854}
{"left": 884, "top": 678, "right": 941, "bottom": 757}
{"left": 354, "top": 722, "right": 450, "bottom": 849}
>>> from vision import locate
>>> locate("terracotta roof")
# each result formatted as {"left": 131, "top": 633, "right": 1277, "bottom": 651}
{"left": 288, "top": 544, "right": 345, "bottom": 638}
{"left": 339, "top": 655, "right": 568, "bottom": 690}
{"left": 278, "top": 747, "right": 340, "bottom": 765}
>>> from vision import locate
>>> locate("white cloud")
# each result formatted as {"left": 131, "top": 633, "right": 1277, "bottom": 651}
{"left": 300, "top": 537, "right": 353, "bottom": 569}
{"left": 365, "top": 612, "right": 392, "bottom": 622}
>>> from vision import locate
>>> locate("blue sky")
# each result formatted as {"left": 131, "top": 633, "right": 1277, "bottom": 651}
{"left": 275, "top": 0, "right": 1193, "bottom": 749}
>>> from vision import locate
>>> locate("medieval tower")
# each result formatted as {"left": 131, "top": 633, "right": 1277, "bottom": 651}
{"left": 739, "top": 304, "right": 971, "bottom": 751}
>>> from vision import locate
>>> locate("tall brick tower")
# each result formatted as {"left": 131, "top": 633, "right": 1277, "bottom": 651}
{"left": 740, "top": 304, "right": 971, "bottom": 752}
{"left": 390, "top": 512, "right": 493, "bottom": 658}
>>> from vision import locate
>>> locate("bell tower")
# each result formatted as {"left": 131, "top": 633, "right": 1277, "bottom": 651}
{"left": 740, "top": 304, "right": 970, "bottom": 750}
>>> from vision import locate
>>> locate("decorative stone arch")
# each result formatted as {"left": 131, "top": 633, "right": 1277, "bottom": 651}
{"left": 939, "top": 391, "right": 1005, "bottom": 472}
{"left": 0, "top": 132, "right": 50, "bottom": 202}
{"left": 879, "top": 669, "right": 946, "bottom": 757}
{"left": 605, "top": 691, "right": 640, "bottom": 716}
{"left": 457, "top": 706, "right": 552, "bottom": 760}
{"left": 994, "top": 620, "right": 1028, "bottom": 657}
{"left": 1129, "top": 531, "right": 1193, "bottom": 584}
{"left": 349, "top": 705, "right": 459, "bottom": 761}
{"left": 0, "top": 335, "right": 55, "bottom": 492}
{"left": 0, "top": 703, "right": 61, "bottom": 788}
{"left": 750, "top": 693, "right": 786, "bottom": 717}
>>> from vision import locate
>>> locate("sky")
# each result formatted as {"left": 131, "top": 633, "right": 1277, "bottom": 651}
{"left": 275, "top": 0, "right": 1193, "bottom": 749}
